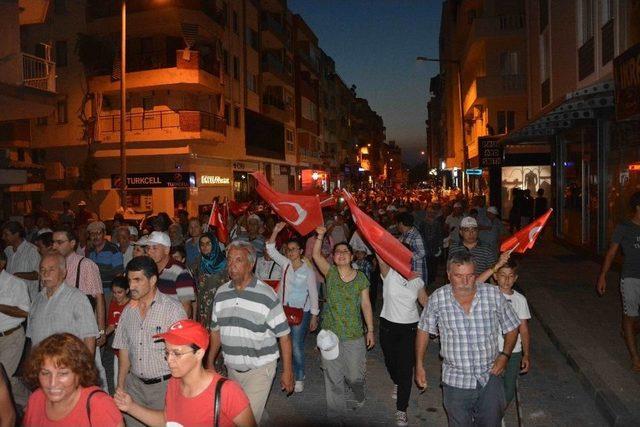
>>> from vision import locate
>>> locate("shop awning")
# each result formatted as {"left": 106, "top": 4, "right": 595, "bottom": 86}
{"left": 500, "top": 80, "right": 614, "bottom": 143}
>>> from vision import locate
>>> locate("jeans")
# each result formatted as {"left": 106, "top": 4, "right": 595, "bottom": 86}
{"left": 379, "top": 318, "right": 417, "bottom": 412}
{"left": 502, "top": 352, "right": 522, "bottom": 405}
{"left": 442, "top": 375, "right": 506, "bottom": 427}
{"left": 290, "top": 311, "right": 311, "bottom": 381}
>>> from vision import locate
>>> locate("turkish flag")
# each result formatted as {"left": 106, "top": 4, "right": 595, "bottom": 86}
{"left": 208, "top": 201, "right": 229, "bottom": 244}
{"left": 251, "top": 172, "right": 323, "bottom": 236}
{"left": 500, "top": 208, "right": 553, "bottom": 254}
{"left": 228, "top": 200, "right": 251, "bottom": 217}
{"left": 342, "top": 190, "right": 413, "bottom": 279}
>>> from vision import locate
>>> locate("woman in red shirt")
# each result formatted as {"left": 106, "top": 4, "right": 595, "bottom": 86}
{"left": 22, "top": 333, "right": 124, "bottom": 427}
{"left": 115, "top": 319, "right": 255, "bottom": 427}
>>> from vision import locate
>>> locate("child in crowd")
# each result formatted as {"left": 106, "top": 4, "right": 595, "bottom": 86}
{"left": 493, "top": 258, "right": 531, "bottom": 406}
{"left": 171, "top": 245, "right": 187, "bottom": 265}
{"left": 105, "top": 276, "right": 131, "bottom": 392}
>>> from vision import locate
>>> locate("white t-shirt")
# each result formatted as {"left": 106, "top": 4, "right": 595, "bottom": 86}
{"left": 498, "top": 289, "right": 531, "bottom": 353}
{"left": 380, "top": 268, "right": 423, "bottom": 324}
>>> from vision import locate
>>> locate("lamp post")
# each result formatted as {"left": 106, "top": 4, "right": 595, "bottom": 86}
{"left": 417, "top": 56, "right": 468, "bottom": 194}
{"left": 120, "top": 0, "right": 127, "bottom": 209}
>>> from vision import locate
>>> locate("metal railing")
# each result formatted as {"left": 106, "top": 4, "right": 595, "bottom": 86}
{"left": 263, "top": 94, "right": 286, "bottom": 110}
{"left": 21, "top": 53, "right": 56, "bottom": 92}
{"left": 99, "top": 110, "right": 225, "bottom": 135}
{"left": 198, "top": 111, "right": 226, "bottom": 135}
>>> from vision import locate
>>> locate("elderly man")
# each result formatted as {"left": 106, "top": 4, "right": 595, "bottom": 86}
{"left": 415, "top": 252, "right": 520, "bottom": 426}
{"left": 145, "top": 231, "right": 196, "bottom": 318}
{"left": 239, "top": 215, "right": 266, "bottom": 258}
{"left": 0, "top": 252, "right": 29, "bottom": 379}
{"left": 87, "top": 221, "right": 124, "bottom": 302}
{"left": 27, "top": 253, "right": 98, "bottom": 352}
{"left": 2, "top": 221, "right": 40, "bottom": 301}
{"left": 207, "top": 240, "right": 294, "bottom": 423}
{"left": 113, "top": 256, "right": 187, "bottom": 427}
{"left": 448, "top": 216, "right": 497, "bottom": 275}
{"left": 115, "top": 226, "right": 134, "bottom": 268}
{"left": 397, "top": 212, "right": 428, "bottom": 285}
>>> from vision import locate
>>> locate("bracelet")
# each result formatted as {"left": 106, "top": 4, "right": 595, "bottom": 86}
{"left": 499, "top": 351, "right": 511, "bottom": 359}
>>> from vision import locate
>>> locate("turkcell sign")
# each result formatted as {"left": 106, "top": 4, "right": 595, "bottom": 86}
{"left": 111, "top": 172, "right": 196, "bottom": 189}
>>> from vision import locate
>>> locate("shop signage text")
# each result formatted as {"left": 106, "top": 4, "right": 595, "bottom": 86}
{"left": 111, "top": 173, "right": 196, "bottom": 189}
{"left": 200, "top": 175, "right": 231, "bottom": 185}
{"left": 465, "top": 169, "right": 483, "bottom": 175}
{"left": 478, "top": 136, "right": 503, "bottom": 167}
{"left": 614, "top": 42, "right": 640, "bottom": 120}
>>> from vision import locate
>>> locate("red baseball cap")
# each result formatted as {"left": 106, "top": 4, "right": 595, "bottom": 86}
{"left": 153, "top": 320, "right": 210, "bottom": 350}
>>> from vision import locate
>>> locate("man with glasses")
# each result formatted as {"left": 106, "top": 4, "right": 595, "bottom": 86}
{"left": 112, "top": 256, "right": 186, "bottom": 427}
{"left": 87, "top": 221, "right": 124, "bottom": 305}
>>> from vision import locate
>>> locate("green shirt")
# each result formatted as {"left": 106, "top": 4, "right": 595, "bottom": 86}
{"left": 322, "top": 266, "right": 370, "bottom": 340}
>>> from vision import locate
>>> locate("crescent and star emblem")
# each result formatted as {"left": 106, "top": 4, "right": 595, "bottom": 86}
{"left": 273, "top": 202, "right": 308, "bottom": 226}
{"left": 528, "top": 226, "right": 542, "bottom": 244}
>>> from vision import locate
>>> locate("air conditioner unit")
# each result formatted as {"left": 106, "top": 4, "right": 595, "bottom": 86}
{"left": 45, "top": 162, "right": 64, "bottom": 180}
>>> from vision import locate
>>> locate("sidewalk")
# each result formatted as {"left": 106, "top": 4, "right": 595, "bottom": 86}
{"left": 516, "top": 237, "right": 640, "bottom": 426}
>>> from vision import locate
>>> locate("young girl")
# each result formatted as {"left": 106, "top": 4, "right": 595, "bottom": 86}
{"left": 105, "top": 276, "right": 131, "bottom": 392}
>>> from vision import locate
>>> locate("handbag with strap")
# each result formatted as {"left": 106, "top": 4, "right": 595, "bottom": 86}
{"left": 75, "top": 257, "right": 97, "bottom": 310}
{"left": 214, "top": 377, "right": 227, "bottom": 427}
{"left": 281, "top": 265, "right": 304, "bottom": 326}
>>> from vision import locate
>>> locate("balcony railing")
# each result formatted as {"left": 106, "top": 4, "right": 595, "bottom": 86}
{"left": 99, "top": 110, "right": 225, "bottom": 135}
{"left": 263, "top": 94, "right": 286, "bottom": 110}
{"left": 472, "top": 14, "right": 525, "bottom": 37}
{"left": 87, "top": 0, "right": 226, "bottom": 26}
{"left": 476, "top": 74, "right": 526, "bottom": 96}
{"left": 117, "top": 49, "right": 220, "bottom": 77}
{"left": 21, "top": 53, "right": 56, "bottom": 92}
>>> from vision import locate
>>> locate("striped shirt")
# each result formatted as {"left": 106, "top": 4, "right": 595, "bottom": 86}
{"left": 418, "top": 283, "right": 520, "bottom": 389}
{"left": 112, "top": 290, "right": 187, "bottom": 380}
{"left": 88, "top": 241, "right": 123, "bottom": 288}
{"left": 400, "top": 226, "right": 428, "bottom": 284}
{"left": 64, "top": 252, "right": 103, "bottom": 297}
{"left": 157, "top": 259, "right": 196, "bottom": 302}
{"left": 448, "top": 241, "right": 497, "bottom": 275}
{"left": 211, "top": 276, "right": 290, "bottom": 372}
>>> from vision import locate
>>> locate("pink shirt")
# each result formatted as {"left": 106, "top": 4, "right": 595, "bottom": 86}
{"left": 65, "top": 252, "right": 103, "bottom": 296}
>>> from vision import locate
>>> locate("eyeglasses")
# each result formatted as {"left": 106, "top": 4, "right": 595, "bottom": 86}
{"left": 163, "top": 349, "right": 196, "bottom": 360}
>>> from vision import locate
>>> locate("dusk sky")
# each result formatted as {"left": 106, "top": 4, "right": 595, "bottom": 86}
{"left": 288, "top": 0, "right": 443, "bottom": 165}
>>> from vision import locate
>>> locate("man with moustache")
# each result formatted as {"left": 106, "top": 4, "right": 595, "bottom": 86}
{"left": 112, "top": 256, "right": 186, "bottom": 427}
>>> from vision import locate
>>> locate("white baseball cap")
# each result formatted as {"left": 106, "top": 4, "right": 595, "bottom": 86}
{"left": 147, "top": 231, "right": 171, "bottom": 247}
{"left": 316, "top": 329, "right": 339, "bottom": 361}
{"left": 133, "top": 235, "right": 149, "bottom": 246}
{"left": 460, "top": 216, "right": 478, "bottom": 228}
{"left": 128, "top": 226, "right": 139, "bottom": 237}
{"left": 487, "top": 206, "right": 499, "bottom": 215}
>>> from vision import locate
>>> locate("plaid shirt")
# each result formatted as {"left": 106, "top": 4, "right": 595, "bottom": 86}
{"left": 418, "top": 283, "right": 520, "bottom": 389}
{"left": 400, "top": 226, "right": 427, "bottom": 284}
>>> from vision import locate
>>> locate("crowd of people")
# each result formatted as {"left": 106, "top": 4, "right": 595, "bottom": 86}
{"left": 0, "top": 189, "right": 537, "bottom": 426}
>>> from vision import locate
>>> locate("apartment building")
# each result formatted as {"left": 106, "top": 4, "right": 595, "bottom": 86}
{"left": 0, "top": 0, "right": 378, "bottom": 219}
{"left": 0, "top": 0, "right": 56, "bottom": 218}
{"left": 499, "top": 0, "right": 640, "bottom": 255}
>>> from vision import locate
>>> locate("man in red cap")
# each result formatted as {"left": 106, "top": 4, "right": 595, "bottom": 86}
{"left": 115, "top": 319, "right": 255, "bottom": 427}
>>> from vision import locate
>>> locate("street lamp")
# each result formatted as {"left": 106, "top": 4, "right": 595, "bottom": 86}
{"left": 417, "top": 56, "right": 468, "bottom": 194}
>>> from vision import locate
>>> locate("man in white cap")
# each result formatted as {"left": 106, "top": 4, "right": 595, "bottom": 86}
{"left": 146, "top": 231, "right": 196, "bottom": 318}
{"left": 479, "top": 206, "right": 505, "bottom": 253}
{"left": 448, "top": 216, "right": 497, "bottom": 275}
{"left": 445, "top": 202, "right": 465, "bottom": 246}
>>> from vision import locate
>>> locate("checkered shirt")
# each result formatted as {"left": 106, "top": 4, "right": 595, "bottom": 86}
{"left": 400, "top": 226, "right": 427, "bottom": 283}
{"left": 418, "top": 283, "right": 520, "bottom": 389}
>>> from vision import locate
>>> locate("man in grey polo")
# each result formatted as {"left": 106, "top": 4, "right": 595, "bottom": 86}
{"left": 448, "top": 216, "right": 498, "bottom": 275}
{"left": 415, "top": 252, "right": 520, "bottom": 426}
{"left": 27, "top": 253, "right": 98, "bottom": 351}
{"left": 113, "top": 256, "right": 186, "bottom": 427}
{"left": 207, "top": 240, "right": 294, "bottom": 423}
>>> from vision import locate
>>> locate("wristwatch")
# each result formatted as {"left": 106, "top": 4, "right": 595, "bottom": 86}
{"left": 499, "top": 351, "right": 511, "bottom": 359}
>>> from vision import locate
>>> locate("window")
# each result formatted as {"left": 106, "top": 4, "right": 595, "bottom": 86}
{"left": 499, "top": 51, "right": 519, "bottom": 75}
{"left": 224, "top": 102, "right": 230, "bottom": 125}
{"left": 601, "top": 0, "right": 614, "bottom": 24}
{"left": 56, "top": 99, "right": 68, "bottom": 124}
{"left": 54, "top": 0, "right": 66, "bottom": 13}
{"left": 233, "top": 107, "right": 240, "bottom": 128}
{"left": 580, "top": 0, "right": 595, "bottom": 44}
{"left": 222, "top": 49, "right": 229, "bottom": 75}
{"left": 540, "top": 31, "right": 551, "bottom": 81}
{"left": 232, "top": 11, "right": 238, "bottom": 34}
{"left": 285, "top": 129, "right": 294, "bottom": 152}
{"left": 300, "top": 97, "right": 317, "bottom": 121}
{"left": 55, "top": 41, "right": 67, "bottom": 67}
{"left": 36, "top": 117, "right": 48, "bottom": 126}
{"left": 246, "top": 73, "right": 257, "bottom": 92}
{"left": 142, "top": 97, "right": 154, "bottom": 111}
{"left": 539, "top": 0, "right": 549, "bottom": 32}
{"left": 247, "top": 29, "right": 258, "bottom": 51}
{"left": 233, "top": 56, "right": 239, "bottom": 80}
{"left": 497, "top": 111, "right": 515, "bottom": 134}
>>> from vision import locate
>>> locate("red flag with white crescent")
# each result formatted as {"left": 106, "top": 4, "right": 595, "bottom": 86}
{"left": 208, "top": 200, "right": 229, "bottom": 244}
{"left": 251, "top": 172, "right": 323, "bottom": 236}
{"left": 342, "top": 190, "right": 413, "bottom": 279}
{"left": 500, "top": 208, "right": 553, "bottom": 254}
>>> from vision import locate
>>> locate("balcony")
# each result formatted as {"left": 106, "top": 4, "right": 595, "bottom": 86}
{"left": 262, "top": 53, "right": 293, "bottom": 85}
{"left": 463, "top": 15, "right": 525, "bottom": 58}
{"left": 22, "top": 53, "right": 56, "bottom": 93}
{"left": 262, "top": 94, "right": 292, "bottom": 123}
{"left": 464, "top": 75, "right": 526, "bottom": 114}
{"left": 98, "top": 109, "right": 225, "bottom": 143}
{"left": 89, "top": 49, "right": 221, "bottom": 94}
{"left": 261, "top": 12, "right": 290, "bottom": 49}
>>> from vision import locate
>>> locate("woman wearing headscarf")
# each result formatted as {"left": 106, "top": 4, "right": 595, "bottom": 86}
{"left": 190, "top": 232, "right": 228, "bottom": 326}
